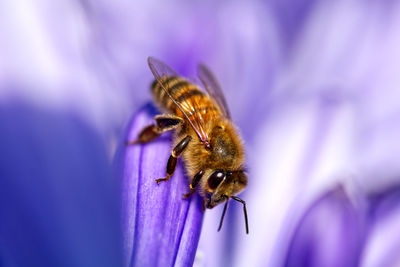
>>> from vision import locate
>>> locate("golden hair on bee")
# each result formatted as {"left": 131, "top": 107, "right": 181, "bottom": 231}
{"left": 126, "top": 57, "right": 249, "bottom": 234}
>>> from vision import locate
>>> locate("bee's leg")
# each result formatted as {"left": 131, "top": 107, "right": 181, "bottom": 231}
{"left": 155, "top": 135, "right": 192, "bottom": 184}
{"left": 125, "top": 124, "right": 160, "bottom": 145}
{"left": 183, "top": 170, "right": 204, "bottom": 199}
{"left": 125, "top": 114, "right": 183, "bottom": 145}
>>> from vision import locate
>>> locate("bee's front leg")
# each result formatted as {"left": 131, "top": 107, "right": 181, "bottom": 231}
{"left": 183, "top": 170, "right": 204, "bottom": 199}
{"left": 155, "top": 135, "right": 192, "bottom": 184}
{"left": 125, "top": 114, "right": 183, "bottom": 145}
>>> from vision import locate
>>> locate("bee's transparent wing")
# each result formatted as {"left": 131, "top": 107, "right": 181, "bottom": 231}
{"left": 198, "top": 64, "right": 231, "bottom": 119}
{"left": 148, "top": 57, "right": 210, "bottom": 144}
{"left": 147, "top": 56, "right": 178, "bottom": 78}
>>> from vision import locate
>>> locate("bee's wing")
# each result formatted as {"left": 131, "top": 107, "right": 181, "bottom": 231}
{"left": 148, "top": 57, "right": 210, "bottom": 144}
{"left": 198, "top": 64, "right": 231, "bottom": 119}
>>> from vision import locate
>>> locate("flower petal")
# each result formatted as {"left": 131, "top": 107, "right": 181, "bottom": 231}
{"left": 360, "top": 186, "right": 400, "bottom": 267}
{"left": 284, "top": 186, "right": 365, "bottom": 267}
{"left": 117, "top": 105, "right": 203, "bottom": 267}
{"left": 0, "top": 103, "right": 122, "bottom": 266}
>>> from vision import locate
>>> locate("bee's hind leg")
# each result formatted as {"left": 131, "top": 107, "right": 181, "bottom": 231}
{"left": 183, "top": 170, "right": 204, "bottom": 199}
{"left": 156, "top": 135, "right": 192, "bottom": 184}
{"left": 125, "top": 114, "right": 183, "bottom": 145}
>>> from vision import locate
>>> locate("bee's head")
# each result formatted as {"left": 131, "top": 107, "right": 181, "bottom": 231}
{"left": 205, "top": 169, "right": 247, "bottom": 209}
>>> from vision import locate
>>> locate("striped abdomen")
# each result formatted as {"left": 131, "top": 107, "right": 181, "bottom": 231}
{"left": 151, "top": 76, "right": 221, "bottom": 119}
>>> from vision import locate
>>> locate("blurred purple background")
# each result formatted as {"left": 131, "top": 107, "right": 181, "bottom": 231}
{"left": 1, "top": 0, "right": 400, "bottom": 266}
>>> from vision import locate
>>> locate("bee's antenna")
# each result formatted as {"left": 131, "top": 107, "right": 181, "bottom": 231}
{"left": 231, "top": 196, "right": 249, "bottom": 234}
{"left": 217, "top": 199, "right": 229, "bottom": 232}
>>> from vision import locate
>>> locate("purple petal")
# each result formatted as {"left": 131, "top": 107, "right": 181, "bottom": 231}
{"left": 117, "top": 105, "right": 203, "bottom": 267}
{"left": 0, "top": 103, "right": 122, "bottom": 266}
{"left": 360, "top": 186, "right": 400, "bottom": 267}
{"left": 284, "top": 186, "right": 365, "bottom": 267}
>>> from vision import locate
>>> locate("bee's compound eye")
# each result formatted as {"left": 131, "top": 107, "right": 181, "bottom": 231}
{"left": 208, "top": 170, "right": 225, "bottom": 189}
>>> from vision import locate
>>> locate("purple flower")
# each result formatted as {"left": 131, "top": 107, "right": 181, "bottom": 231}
{"left": 1, "top": 0, "right": 400, "bottom": 267}
{"left": 362, "top": 186, "right": 400, "bottom": 267}
{"left": 116, "top": 105, "right": 203, "bottom": 266}
{"left": 284, "top": 186, "right": 366, "bottom": 267}
{"left": 282, "top": 184, "right": 400, "bottom": 267}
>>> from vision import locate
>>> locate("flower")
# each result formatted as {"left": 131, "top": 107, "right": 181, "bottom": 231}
{"left": 284, "top": 186, "right": 366, "bottom": 267}
{"left": 282, "top": 183, "right": 400, "bottom": 267}
{"left": 361, "top": 185, "right": 400, "bottom": 267}
{"left": 1, "top": 0, "right": 400, "bottom": 267}
{"left": 116, "top": 105, "right": 203, "bottom": 266}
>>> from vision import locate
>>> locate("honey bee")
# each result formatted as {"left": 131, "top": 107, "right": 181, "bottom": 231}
{"left": 127, "top": 57, "right": 248, "bottom": 234}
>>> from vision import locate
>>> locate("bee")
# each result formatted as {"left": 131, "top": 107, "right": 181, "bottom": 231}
{"left": 127, "top": 57, "right": 248, "bottom": 234}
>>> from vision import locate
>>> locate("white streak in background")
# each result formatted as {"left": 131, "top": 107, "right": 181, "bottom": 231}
{"left": 237, "top": 98, "right": 354, "bottom": 267}
{"left": 0, "top": 1, "right": 64, "bottom": 85}
{"left": 247, "top": 103, "right": 321, "bottom": 267}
